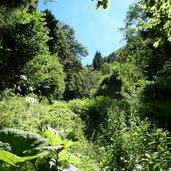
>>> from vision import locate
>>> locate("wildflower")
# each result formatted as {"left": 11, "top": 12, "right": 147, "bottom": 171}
{"left": 20, "top": 75, "right": 27, "bottom": 81}
{"left": 25, "top": 97, "right": 38, "bottom": 104}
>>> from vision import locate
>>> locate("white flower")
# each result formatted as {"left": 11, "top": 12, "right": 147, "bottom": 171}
{"left": 20, "top": 75, "right": 27, "bottom": 81}
{"left": 25, "top": 97, "right": 38, "bottom": 104}
{"left": 29, "top": 86, "right": 34, "bottom": 91}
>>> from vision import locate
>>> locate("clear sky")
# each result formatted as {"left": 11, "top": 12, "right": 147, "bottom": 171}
{"left": 38, "top": 0, "right": 135, "bottom": 65}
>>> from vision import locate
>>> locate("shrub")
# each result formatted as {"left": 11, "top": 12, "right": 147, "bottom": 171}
{"left": 98, "top": 106, "right": 171, "bottom": 171}
{"left": 20, "top": 54, "right": 65, "bottom": 100}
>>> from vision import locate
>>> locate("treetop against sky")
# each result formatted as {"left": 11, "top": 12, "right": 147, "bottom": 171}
{"left": 39, "top": 0, "right": 135, "bottom": 65}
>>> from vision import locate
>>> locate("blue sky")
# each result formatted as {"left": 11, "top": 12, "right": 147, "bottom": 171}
{"left": 38, "top": 0, "right": 135, "bottom": 65}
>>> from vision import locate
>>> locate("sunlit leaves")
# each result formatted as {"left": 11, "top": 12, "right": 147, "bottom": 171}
{"left": 0, "top": 128, "right": 81, "bottom": 170}
{"left": 141, "top": 0, "right": 171, "bottom": 46}
{"left": 21, "top": 54, "right": 65, "bottom": 99}
{"left": 0, "top": 150, "right": 48, "bottom": 166}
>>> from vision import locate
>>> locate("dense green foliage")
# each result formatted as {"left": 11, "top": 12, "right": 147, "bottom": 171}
{"left": 0, "top": 127, "right": 82, "bottom": 171}
{"left": 0, "top": 93, "right": 99, "bottom": 170}
{"left": 20, "top": 54, "right": 65, "bottom": 100}
{"left": 0, "top": 0, "right": 170, "bottom": 170}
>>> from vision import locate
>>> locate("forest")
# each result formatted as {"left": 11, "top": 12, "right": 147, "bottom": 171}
{"left": 0, "top": 0, "right": 170, "bottom": 170}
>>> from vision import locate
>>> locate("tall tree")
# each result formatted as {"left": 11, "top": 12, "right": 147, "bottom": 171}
{"left": 43, "top": 10, "right": 88, "bottom": 61}
{"left": 92, "top": 51, "right": 103, "bottom": 70}
{"left": 0, "top": 1, "right": 65, "bottom": 100}
{"left": 119, "top": 1, "right": 171, "bottom": 129}
{"left": 43, "top": 10, "right": 90, "bottom": 100}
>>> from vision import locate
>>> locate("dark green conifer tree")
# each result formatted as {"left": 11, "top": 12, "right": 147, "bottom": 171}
{"left": 92, "top": 51, "right": 103, "bottom": 70}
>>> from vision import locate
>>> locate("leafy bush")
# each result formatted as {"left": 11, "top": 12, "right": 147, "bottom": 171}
{"left": 68, "top": 97, "right": 129, "bottom": 142}
{"left": 96, "top": 104, "right": 171, "bottom": 170}
{"left": 0, "top": 6, "right": 51, "bottom": 91}
{"left": 20, "top": 54, "right": 65, "bottom": 100}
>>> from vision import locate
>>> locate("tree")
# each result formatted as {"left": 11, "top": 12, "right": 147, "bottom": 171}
{"left": 43, "top": 10, "right": 90, "bottom": 100}
{"left": 93, "top": 0, "right": 110, "bottom": 9}
{"left": 0, "top": 2, "right": 49, "bottom": 86}
{"left": 61, "top": 23, "right": 88, "bottom": 59}
{"left": 92, "top": 51, "right": 103, "bottom": 70}
{"left": 20, "top": 54, "right": 65, "bottom": 100}
{"left": 103, "top": 52, "right": 115, "bottom": 64}
{"left": 119, "top": 1, "right": 171, "bottom": 130}
{"left": 1, "top": 0, "right": 110, "bottom": 9}
{"left": 44, "top": 10, "right": 88, "bottom": 60}
{"left": 0, "top": 1, "right": 49, "bottom": 89}
{"left": 141, "top": 0, "right": 171, "bottom": 47}
{"left": 0, "top": 1, "right": 65, "bottom": 100}
{"left": 72, "top": 67, "right": 101, "bottom": 98}
{"left": 0, "top": 0, "right": 34, "bottom": 9}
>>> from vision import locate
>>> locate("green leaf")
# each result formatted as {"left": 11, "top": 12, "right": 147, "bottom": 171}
{"left": 58, "top": 149, "right": 69, "bottom": 162}
{"left": 68, "top": 155, "right": 81, "bottom": 164}
{"left": 0, "top": 128, "right": 47, "bottom": 157}
{"left": 0, "top": 150, "right": 48, "bottom": 166}
{"left": 42, "top": 130, "right": 63, "bottom": 146}
{"left": 63, "top": 164, "right": 81, "bottom": 171}
{"left": 0, "top": 150, "right": 17, "bottom": 166}
{"left": 153, "top": 41, "right": 159, "bottom": 48}
{"left": 64, "top": 140, "right": 76, "bottom": 148}
{"left": 145, "top": 153, "right": 151, "bottom": 158}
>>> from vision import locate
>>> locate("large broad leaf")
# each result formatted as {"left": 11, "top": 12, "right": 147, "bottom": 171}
{"left": 0, "top": 128, "right": 47, "bottom": 157}
{"left": 0, "top": 149, "right": 48, "bottom": 166}
{"left": 42, "top": 129, "right": 63, "bottom": 146}
{"left": 42, "top": 128, "right": 78, "bottom": 145}
{"left": 59, "top": 131, "right": 79, "bottom": 142}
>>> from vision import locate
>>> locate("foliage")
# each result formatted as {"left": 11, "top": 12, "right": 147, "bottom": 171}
{"left": 0, "top": 128, "right": 81, "bottom": 171}
{"left": 0, "top": 93, "right": 100, "bottom": 171}
{"left": 66, "top": 67, "right": 101, "bottom": 99}
{"left": 92, "top": 51, "right": 103, "bottom": 70}
{"left": 0, "top": 0, "right": 171, "bottom": 170}
{"left": 68, "top": 97, "right": 126, "bottom": 141}
{"left": 68, "top": 97, "right": 171, "bottom": 170}
{"left": 116, "top": 0, "right": 171, "bottom": 130}
{"left": 60, "top": 23, "right": 88, "bottom": 59}
{"left": 95, "top": 60, "right": 146, "bottom": 103}
{"left": 141, "top": 0, "right": 171, "bottom": 46}
{"left": 100, "top": 63, "right": 113, "bottom": 75}
{"left": 95, "top": 68, "right": 122, "bottom": 99}
{"left": 20, "top": 54, "right": 65, "bottom": 100}
{"left": 93, "top": 0, "right": 110, "bottom": 9}
{"left": 0, "top": 128, "right": 47, "bottom": 157}
{"left": 100, "top": 107, "right": 171, "bottom": 170}
{"left": 43, "top": 10, "right": 88, "bottom": 100}
{"left": 0, "top": 0, "right": 34, "bottom": 9}
{"left": 0, "top": 2, "right": 52, "bottom": 93}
